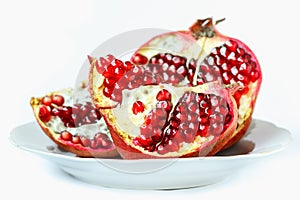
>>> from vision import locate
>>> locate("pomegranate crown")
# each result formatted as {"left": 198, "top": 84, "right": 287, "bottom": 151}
{"left": 189, "top": 17, "right": 225, "bottom": 39}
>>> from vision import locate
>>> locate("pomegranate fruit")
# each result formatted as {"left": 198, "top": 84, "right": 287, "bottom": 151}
{"left": 89, "top": 55, "right": 238, "bottom": 159}
{"left": 131, "top": 18, "right": 262, "bottom": 151}
{"left": 30, "top": 84, "right": 118, "bottom": 158}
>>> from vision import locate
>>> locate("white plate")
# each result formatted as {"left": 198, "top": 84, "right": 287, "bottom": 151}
{"left": 9, "top": 119, "right": 291, "bottom": 189}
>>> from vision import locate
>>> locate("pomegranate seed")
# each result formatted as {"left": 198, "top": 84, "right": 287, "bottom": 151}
{"left": 41, "top": 96, "right": 52, "bottom": 106}
{"left": 199, "top": 115, "right": 208, "bottom": 124}
{"left": 218, "top": 105, "right": 229, "bottom": 116}
{"left": 60, "top": 131, "right": 72, "bottom": 141}
{"left": 90, "top": 140, "right": 99, "bottom": 149}
{"left": 198, "top": 124, "right": 209, "bottom": 137}
{"left": 103, "top": 86, "right": 113, "bottom": 97}
{"left": 124, "top": 61, "right": 134, "bottom": 71}
{"left": 130, "top": 66, "right": 139, "bottom": 74}
{"left": 156, "top": 101, "right": 172, "bottom": 111}
{"left": 112, "top": 59, "right": 123, "bottom": 67}
{"left": 110, "top": 90, "right": 123, "bottom": 103}
{"left": 157, "top": 144, "right": 168, "bottom": 155}
{"left": 99, "top": 139, "right": 113, "bottom": 148}
{"left": 51, "top": 94, "right": 64, "bottom": 106}
{"left": 135, "top": 135, "right": 151, "bottom": 147}
{"left": 250, "top": 71, "right": 259, "bottom": 82}
{"left": 200, "top": 100, "right": 208, "bottom": 108}
{"left": 114, "top": 67, "right": 125, "bottom": 77}
{"left": 80, "top": 136, "right": 91, "bottom": 147}
{"left": 176, "top": 65, "right": 187, "bottom": 76}
{"left": 151, "top": 114, "right": 167, "bottom": 127}
{"left": 132, "top": 101, "right": 145, "bottom": 115}
{"left": 179, "top": 123, "right": 189, "bottom": 131}
{"left": 96, "top": 55, "right": 115, "bottom": 72}
{"left": 156, "top": 89, "right": 172, "bottom": 101}
{"left": 103, "top": 77, "right": 117, "bottom": 87}
{"left": 189, "top": 113, "right": 199, "bottom": 122}
{"left": 39, "top": 105, "right": 51, "bottom": 122}
{"left": 155, "top": 108, "right": 167, "bottom": 118}
{"left": 72, "top": 136, "right": 81, "bottom": 144}
{"left": 144, "top": 113, "right": 152, "bottom": 125}
{"left": 51, "top": 108, "right": 59, "bottom": 116}
{"left": 200, "top": 65, "right": 210, "bottom": 73}
{"left": 183, "top": 131, "right": 195, "bottom": 143}
{"left": 205, "top": 107, "right": 212, "bottom": 115}
{"left": 210, "top": 124, "right": 224, "bottom": 136}
{"left": 225, "top": 40, "right": 238, "bottom": 52}
{"left": 187, "top": 102, "right": 198, "bottom": 112}
{"left": 131, "top": 53, "right": 148, "bottom": 65}
{"left": 165, "top": 139, "right": 180, "bottom": 152}
{"left": 225, "top": 115, "right": 232, "bottom": 124}
{"left": 170, "top": 118, "right": 179, "bottom": 128}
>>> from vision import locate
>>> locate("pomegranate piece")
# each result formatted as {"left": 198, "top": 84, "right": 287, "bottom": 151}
{"left": 131, "top": 18, "right": 262, "bottom": 152}
{"left": 89, "top": 53, "right": 238, "bottom": 159}
{"left": 30, "top": 87, "right": 118, "bottom": 158}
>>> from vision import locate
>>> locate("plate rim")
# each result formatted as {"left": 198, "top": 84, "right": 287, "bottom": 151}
{"left": 9, "top": 119, "right": 292, "bottom": 163}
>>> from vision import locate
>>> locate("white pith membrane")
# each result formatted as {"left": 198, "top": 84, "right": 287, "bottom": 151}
{"left": 237, "top": 82, "right": 257, "bottom": 125}
{"left": 34, "top": 87, "right": 112, "bottom": 144}
{"left": 103, "top": 82, "right": 232, "bottom": 157}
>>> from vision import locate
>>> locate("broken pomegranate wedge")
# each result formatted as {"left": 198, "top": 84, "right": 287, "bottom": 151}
{"left": 30, "top": 85, "right": 118, "bottom": 158}
{"left": 89, "top": 55, "right": 238, "bottom": 159}
{"left": 131, "top": 18, "right": 262, "bottom": 151}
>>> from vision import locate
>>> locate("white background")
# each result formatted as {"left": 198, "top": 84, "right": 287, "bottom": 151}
{"left": 1, "top": 0, "right": 300, "bottom": 199}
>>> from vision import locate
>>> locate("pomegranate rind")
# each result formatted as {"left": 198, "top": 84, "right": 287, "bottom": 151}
{"left": 30, "top": 88, "right": 119, "bottom": 158}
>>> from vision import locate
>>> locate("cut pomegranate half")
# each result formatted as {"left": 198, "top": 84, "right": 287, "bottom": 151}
{"left": 89, "top": 55, "right": 238, "bottom": 159}
{"left": 131, "top": 18, "right": 262, "bottom": 151}
{"left": 30, "top": 85, "right": 118, "bottom": 158}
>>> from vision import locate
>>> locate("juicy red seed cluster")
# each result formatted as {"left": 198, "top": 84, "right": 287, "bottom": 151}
{"left": 195, "top": 40, "right": 260, "bottom": 104}
{"left": 149, "top": 53, "right": 188, "bottom": 85}
{"left": 156, "top": 92, "right": 230, "bottom": 155}
{"left": 95, "top": 54, "right": 115, "bottom": 74}
{"left": 53, "top": 102, "right": 101, "bottom": 127}
{"left": 39, "top": 94, "right": 66, "bottom": 123}
{"left": 133, "top": 89, "right": 173, "bottom": 151}
{"left": 60, "top": 131, "right": 113, "bottom": 149}
{"left": 132, "top": 89, "right": 232, "bottom": 154}
{"left": 38, "top": 95, "right": 101, "bottom": 127}
{"left": 101, "top": 53, "right": 189, "bottom": 102}
{"left": 101, "top": 59, "right": 134, "bottom": 102}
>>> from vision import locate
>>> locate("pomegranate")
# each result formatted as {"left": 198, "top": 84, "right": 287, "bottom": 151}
{"left": 30, "top": 84, "right": 118, "bottom": 158}
{"left": 131, "top": 18, "right": 262, "bottom": 151}
{"left": 89, "top": 55, "right": 238, "bottom": 159}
